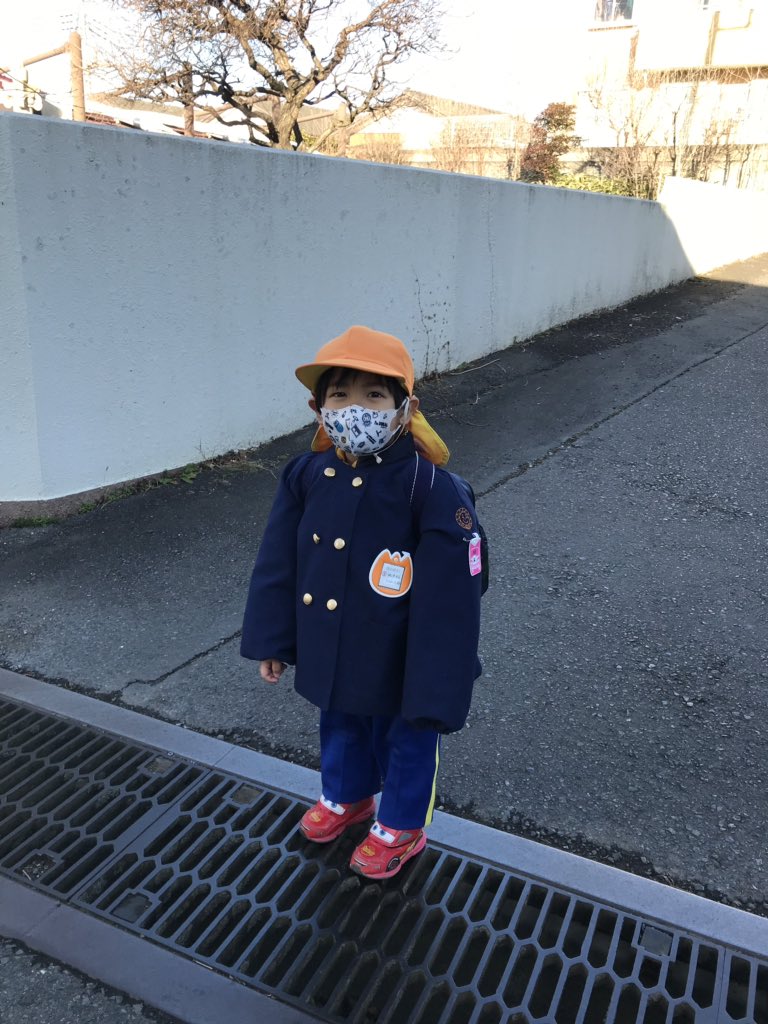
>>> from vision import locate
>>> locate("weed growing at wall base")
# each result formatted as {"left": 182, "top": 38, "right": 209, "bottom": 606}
{"left": 5, "top": 453, "right": 283, "bottom": 529}
{"left": 8, "top": 464, "right": 204, "bottom": 528}
{"left": 9, "top": 516, "right": 60, "bottom": 528}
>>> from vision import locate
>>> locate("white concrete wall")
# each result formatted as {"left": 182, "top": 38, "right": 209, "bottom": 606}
{"left": 1, "top": 127, "right": 44, "bottom": 499}
{"left": 659, "top": 176, "right": 768, "bottom": 269}
{"left": 0, "top": 112, "right": 765, "bottom": 502}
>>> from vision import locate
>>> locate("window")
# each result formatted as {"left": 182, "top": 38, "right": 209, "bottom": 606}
{"left": 594, "top": 0, "right": 634, "bottom": 21}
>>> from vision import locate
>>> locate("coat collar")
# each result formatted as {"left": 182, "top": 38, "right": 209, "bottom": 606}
{"left": 330, "top": 431, "right": 416, "bottom": 468}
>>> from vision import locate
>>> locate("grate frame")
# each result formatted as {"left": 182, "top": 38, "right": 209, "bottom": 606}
{"left": 2, "top": 695, "right": 767, "bottom": 1024}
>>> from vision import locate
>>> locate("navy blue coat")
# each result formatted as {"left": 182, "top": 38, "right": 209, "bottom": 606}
{"left": 240, "top": 433, "right": 482, "bottom": 733}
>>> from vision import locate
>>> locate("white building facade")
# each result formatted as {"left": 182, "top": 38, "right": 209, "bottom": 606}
{"left": 577, "top": 0, "right": 768, "bottom": 188}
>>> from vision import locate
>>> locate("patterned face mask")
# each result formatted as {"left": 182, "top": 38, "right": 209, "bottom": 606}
{"left": 321, "top": 400, "right": 409, "bottom": 455}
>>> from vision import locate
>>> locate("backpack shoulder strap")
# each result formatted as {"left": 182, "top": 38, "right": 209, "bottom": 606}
{"left": 409, "top": 453, "right": 435, "bottom": 520}
{"left": 411, "top": 458, "right": 478, "bottom": 520}
{"left": 410, "top": 456, "right": 489, "bottom": 594}
{"left": 450, "top": 473, "right": 476, "bottom": 508}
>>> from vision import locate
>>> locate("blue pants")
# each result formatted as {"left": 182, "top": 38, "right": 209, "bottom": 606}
{"left": 320, "top": 711, "right": 441, "bottom": 831}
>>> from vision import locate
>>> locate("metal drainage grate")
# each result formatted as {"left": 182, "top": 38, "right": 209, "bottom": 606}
{"left": 2, "top": 697, "right": 767, "bottom": 1024}
{"left": 0, "top": 698, "right": 203, "bottom": 897}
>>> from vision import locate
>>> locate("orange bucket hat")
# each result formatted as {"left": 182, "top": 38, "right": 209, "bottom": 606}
{"left": 295, "top": 325, "right": 450, "bottom": 466}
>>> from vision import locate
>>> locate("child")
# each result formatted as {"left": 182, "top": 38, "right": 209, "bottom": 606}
{"left": 241, "top": 325, "right": 482, "bottom": 880}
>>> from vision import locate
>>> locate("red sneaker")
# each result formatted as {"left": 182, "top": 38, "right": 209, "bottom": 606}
{"left": 299, "top": 795, "right": 376, "bottom": 843}
{"left": 350, "top": 821, "right": 427, "bottom": 879}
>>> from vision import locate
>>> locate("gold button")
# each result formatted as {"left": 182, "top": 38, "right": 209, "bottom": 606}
{"left": 352, "top": 476, "right": 363, "bottom": 487}
{"left": 313, "top": 533, "right": 320, "bottom": 544}
{"left": 324, "top": 467, "right": 336, "bottom": 477}
{"left": 334, "top": 538, "right": 346, "bottom": 550}
{"left": 303, "top": 593, "right": 313, "bottom": 605}
{"left": 326, "top": 599, "right": 338, "bottom": 611}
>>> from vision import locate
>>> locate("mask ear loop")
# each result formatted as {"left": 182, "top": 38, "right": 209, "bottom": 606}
{"left": 373, "top": 397, "right": 411, "bottom": 464}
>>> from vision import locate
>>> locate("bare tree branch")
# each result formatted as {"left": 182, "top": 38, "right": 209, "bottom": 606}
{"left": 100, "top": 0, "right": 444, "bottom": 148}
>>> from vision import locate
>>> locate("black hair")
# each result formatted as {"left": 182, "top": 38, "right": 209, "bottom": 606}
{"left": 314, "top": 367, "right": 408, "bottom": 408}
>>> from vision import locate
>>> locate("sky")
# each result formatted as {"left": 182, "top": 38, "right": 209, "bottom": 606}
{"left": 1, "top": 0, "right": 593, "bottom": 118}
{"left": 396, "top": 0, "right": 591, "bottom": 115}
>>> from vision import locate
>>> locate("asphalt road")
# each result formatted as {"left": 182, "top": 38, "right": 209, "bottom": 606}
{"left": 0, "top": 939, "right": 169, "bottom": 1024}
{"left": 2, "top": 252, "right": 767, "bottom": 930}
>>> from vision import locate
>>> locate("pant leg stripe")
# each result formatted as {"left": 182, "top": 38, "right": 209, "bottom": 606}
{"left": 425, "top": 736, "right": 441, "bottom": 827}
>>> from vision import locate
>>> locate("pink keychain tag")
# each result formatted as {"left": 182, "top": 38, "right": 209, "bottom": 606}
{"left": 468, "top": 532, "right": 482, "bottom": 577}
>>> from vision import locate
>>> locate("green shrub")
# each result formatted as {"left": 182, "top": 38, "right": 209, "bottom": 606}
{"left": 555, "top": 174, "right": 637, "bottom": 197}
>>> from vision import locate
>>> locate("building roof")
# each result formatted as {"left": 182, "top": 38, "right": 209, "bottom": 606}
{"left": 89, "top": 92, "right": 186, "bottom": 117}
{"left": 398, "top": 90, "right": 513, "bottom": 118}
{"left": 85, "top": 110, "right": 142, "bottom": 129}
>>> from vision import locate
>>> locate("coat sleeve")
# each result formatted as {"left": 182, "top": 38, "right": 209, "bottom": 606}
{"left": 240, "top": 453, "right": 312, "bottom": 665}
{"left": 401, "top": 472, "right": 482, "bottom": 733}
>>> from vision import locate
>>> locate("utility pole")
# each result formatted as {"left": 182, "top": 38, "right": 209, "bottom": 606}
{"left": 23, "top": 31, "right": 86, "bottom": 121}
{"left": 69, "top": 32, "right": 85, "bottom": 122}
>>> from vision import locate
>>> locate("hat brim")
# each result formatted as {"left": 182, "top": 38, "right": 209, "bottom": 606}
{"left": 296, "top": 357, "right": 411, "bottom": 395}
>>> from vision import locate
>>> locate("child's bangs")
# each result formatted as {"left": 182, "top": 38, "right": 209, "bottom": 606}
{"left": 316, "top": 368, "right": 407, "bottom": 404}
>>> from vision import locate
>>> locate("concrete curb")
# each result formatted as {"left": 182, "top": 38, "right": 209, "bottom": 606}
{"left": 0, "top": 876, "right": 320, "bottom": 1024}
